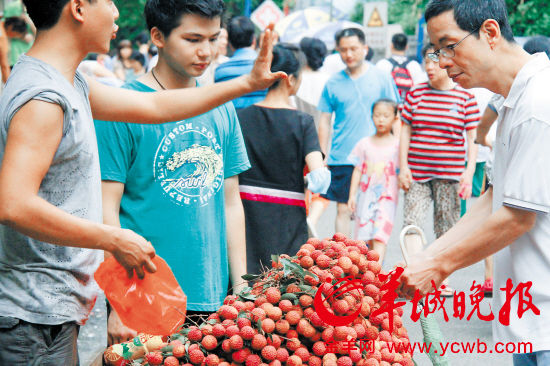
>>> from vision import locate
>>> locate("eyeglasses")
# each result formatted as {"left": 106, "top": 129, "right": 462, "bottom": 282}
{"left": 427, "top": 29, "right": 478, "bottom": 62}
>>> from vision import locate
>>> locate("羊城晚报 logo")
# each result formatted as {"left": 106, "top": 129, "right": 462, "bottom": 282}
{"left": 313, "top": 276, "right": 364, "bottom": 326}
{"left": 154, "top": 120, "right": 224, "bottom": 207}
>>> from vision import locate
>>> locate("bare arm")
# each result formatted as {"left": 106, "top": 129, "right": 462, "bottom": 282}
{"left": 398, "top": 123, "right": 413, "bottom": 191}
{"left": 459, "top": 128, "right": 478, "bottom": 199}
{"left": 102, "top": 181, "right": 124, "bottom": 229}
{"left": 305, "top": 151, "right": 324, "bottom": 172}
{"left": 348, "top": 166, "right": 362, "bottom": 213}
{"left": 475, "top": 106, "right": 498, "bottom": 148}
{"left": 224, "top": 175, "right": 247, "bottom": 295}
{"left": 399, "top": 193, "right": 535, "bottom": 297}
{"left": 0, "top": 22, "right": 10, "bottom": 83}
{"left": 318, "top": 112, "right": 332, "bottom": 156}
{"left": 89, "top": 27, "right": 285, "bottom": 123}
{"left": 0, "top": 100, "right": 155, "bottom": 278}
{"left": 101, "top": 181, "right": 139, "bottom": 345}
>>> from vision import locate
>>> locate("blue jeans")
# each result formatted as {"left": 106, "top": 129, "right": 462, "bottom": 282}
{"left": 513, "top": 351, "right": 550, "bottom": 366}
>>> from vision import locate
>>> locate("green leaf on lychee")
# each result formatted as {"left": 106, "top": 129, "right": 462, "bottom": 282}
{"left": 242, "top": 274, "right": 261, "bottom": 281}
{"left": 238, "top": 311, "right": 251, "bottom": 319}
{"left": 161, "top": 345, "right": 174, "bottom": 353}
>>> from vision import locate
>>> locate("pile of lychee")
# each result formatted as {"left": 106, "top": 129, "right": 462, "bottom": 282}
{"left": 110, "top": 233, "right": 413, "bottom": 366}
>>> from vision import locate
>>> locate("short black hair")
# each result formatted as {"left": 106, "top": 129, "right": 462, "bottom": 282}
{"left": 523, "top": 36, "right": 550, "bottom": 56}
{"left": 366, "top": 46, "right": 374, "bottom": 61}
{"left": 4, "top": 17, "right": 27, "bottom": 35}
{"left": 228, "top": 16, "right": 255, "bottom": 49}
{"left": 299, "top": 37, "right": 327, "bottom": 71}
{"left": 425, "top": 0, "right": 514, "bottom": 42}
{"left": 130, "top": 50, "right": 146, "bottom": 67}
{"left": 372, "top": 98, "right": 398, "bottom": 116}
{"left": 23, "top": 0, "right": 94, "bottom": 30}
{"left": 392, "top": 33, "right": 408, "bottom": 51}
{"left": 134, "top": 31, "right": 149, "bottom": 46}
{"left": 335, "top": 27, "right": 366, "bottom": 47}
{"left": 145, "top": 0, "right": 225, "bottom": 37}
{"left": 422, "top": 43, "right": 435, "bottom": 58}
{"left": 269, "top": 43, "right": 306, "bottom": 91}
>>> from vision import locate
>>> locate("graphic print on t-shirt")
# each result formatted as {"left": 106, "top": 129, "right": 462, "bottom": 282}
{"left": 154, "top": 119, "right": 224, "bottom": 207}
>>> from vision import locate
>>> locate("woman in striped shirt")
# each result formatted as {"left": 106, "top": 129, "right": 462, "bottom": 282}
{"left": 399, "top": 44, "right": 480, "bottom": 296}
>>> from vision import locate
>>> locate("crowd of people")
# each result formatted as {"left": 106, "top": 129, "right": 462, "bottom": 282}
{"left": 0, "top": 0, "right": 550, "bottom": 365}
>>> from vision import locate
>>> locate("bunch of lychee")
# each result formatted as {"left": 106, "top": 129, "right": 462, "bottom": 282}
{"left": 116, "top": 233, "right": 413, "bottom": 366}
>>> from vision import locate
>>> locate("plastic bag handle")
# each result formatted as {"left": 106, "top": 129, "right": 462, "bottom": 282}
{"left": 399, "top": 225, "right": 427, "bottom": 266}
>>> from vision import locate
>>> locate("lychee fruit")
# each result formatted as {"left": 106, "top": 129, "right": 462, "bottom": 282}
{"left": 229, "top": 335, "right": 244, "bottom": 350}
{"left": 202, "top": 335, "right": 218, "bottom": 351}
{"left": 276, "top": 348, "right": 289, "bottom": 363}
{"left": 189, "top": 350, "right": 205, "bottom": 365}
{"left": 246, "top": 354, "right": 262, "bottom": 366}
{"left": 164, "top": 356, "right": 179, "bottom": 366}
{"left": 265, "top": 287, "right": 282, "bottom": 304}
{"left": 287, "top": 355, "right": 303, "bottom": 366}
{"left": 145, "top": 352, "right": 163, "bottom": 366}
{"left": 261, "top": 345, "right": 277, "bottom": 361}
{"left": 206, "top": 354, "right": 220, "bottom": 366}
{"left": 251, "top": 334, "right": 268, "bottom": 350}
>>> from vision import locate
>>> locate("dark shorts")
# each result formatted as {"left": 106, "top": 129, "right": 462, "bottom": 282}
{"left": 0, "top": 316, "right": 79, "bottom": 366}
{"left": 321, "top": 165, "right": 355, "bottom": 203}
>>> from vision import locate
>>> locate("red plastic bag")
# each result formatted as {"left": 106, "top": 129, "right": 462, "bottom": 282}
{"left": 94, "top": 255, "right": 187, "bottom": 336}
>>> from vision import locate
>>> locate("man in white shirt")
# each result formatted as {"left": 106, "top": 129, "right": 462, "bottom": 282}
{"left": 398, "top": 0, "right": 550, "bottom": 364}
{"left": 375, "top": 33, "right": 426, "bottom": 98}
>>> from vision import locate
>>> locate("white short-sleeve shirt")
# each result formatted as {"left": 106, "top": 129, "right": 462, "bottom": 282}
{"left": 492, "top": 52, "right": 550, "bottom": 351}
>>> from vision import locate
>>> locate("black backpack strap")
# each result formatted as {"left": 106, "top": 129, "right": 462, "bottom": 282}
{"left": 388, "top": 57, "right": 411, "bottom": 69}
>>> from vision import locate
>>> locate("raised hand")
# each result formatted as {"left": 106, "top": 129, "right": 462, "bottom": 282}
{"left": 245, "top": 24, "right": 287, "bottom": 91}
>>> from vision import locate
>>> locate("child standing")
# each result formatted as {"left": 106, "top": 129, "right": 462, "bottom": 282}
{"left": 348, "top": 99, "right": 400, "bottom": 263}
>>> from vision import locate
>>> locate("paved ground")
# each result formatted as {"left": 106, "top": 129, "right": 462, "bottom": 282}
{"left": 313, "top": 193, "right": 513, "bottom": 366}
{"left": 78, "top": 293, "right": 107, "bottom": 366}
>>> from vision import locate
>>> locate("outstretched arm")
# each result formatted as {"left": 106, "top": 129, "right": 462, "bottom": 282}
{"left": 398, "top": 194, "right": 535, "bottom": 298}
{"left": 0, "top": 100, "right": 156, "bottom": 279}
{"left": 89, "top": 27, "right": 286, "bottom": 123}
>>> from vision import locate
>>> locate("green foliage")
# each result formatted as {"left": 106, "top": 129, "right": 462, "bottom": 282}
{"left": 350, "top": 2, "right": 364, "bottom": 24}
{"left": 114, "top": 0, "right": 147, "bottom": 45}
{"left": 506, "top": 0, "right": 550, "bottom": 37}
{"left": 388, "top": 0, "right": 429, "bottom": 35}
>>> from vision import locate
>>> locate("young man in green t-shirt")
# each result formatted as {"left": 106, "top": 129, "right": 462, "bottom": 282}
{"left": 95, "top": 0, "right": 250, "bottom": 345}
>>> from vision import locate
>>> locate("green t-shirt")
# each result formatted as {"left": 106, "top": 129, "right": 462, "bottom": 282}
{"left": 9, "top": 38, "right": 31, "bottom": 66}
{"left": 94, "top": 80, "right": 250, "bottom": 311}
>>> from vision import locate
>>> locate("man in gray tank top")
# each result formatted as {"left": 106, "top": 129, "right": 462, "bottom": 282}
{"left": 0, "top": 1, "right": 284, "bottom": 364}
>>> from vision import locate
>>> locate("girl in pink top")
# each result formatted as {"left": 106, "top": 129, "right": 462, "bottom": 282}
{"left": 348, "top": 99, "right": 400, "bottom": 263}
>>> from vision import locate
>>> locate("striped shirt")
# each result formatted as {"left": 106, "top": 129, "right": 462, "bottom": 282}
{"left": 401, "top": 83, "right": 480, "bottom": 182}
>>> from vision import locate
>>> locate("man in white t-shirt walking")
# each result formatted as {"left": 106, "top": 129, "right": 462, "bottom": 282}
{"left": 398, "top": 0, "right": 550, "bottom": 364}
{"left": 376, "top": 33, "right": 425, "bottom": 104}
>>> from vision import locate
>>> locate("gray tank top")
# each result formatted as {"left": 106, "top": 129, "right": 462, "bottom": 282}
{"left": 0, "top": 55, "right": 103, "bottom": 325}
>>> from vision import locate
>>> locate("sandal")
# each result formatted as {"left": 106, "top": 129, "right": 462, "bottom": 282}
{"left": 480, "top": 278, "right": 493, "bottom": 298}
{"left": 438, "top": 284, "right": 455, "bottom": 297}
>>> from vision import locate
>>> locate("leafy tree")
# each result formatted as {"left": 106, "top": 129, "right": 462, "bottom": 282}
{"left": 506, "top": 0, "right": 550, "bottom": 36}
{"left": 388, "top": 0, "right": 429, "bottom": 35}
{"left": 114, "top": 0, "right": 147, "bottom": 44}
